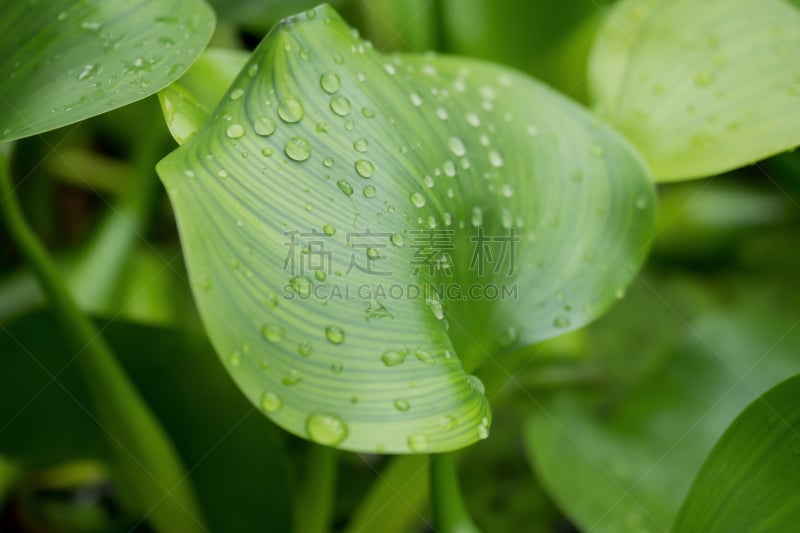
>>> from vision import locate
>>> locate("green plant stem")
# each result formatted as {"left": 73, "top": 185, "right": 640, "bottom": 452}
{"left": 345, "top": 455, "right": 430, "bottom": 533}
{"left": 430, "top": 453, "right": 480, "bottom": 533}
{"left": 294, "top": 443, "right": 338, "bottom": 533}
{"left": 0, "top": 142, "right": 204, "bottom": 533}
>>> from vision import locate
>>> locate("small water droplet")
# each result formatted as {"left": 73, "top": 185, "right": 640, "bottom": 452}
{"left": 448, "top": 137, "right": 466, "bottom": 156}
{"left": 391, "top": 233, "right": 405, "bottom": 246}
{"left": 488, "top": 150, "right": 504, "bottom": 168}
{"left": 228, "top": 350, "right": 241, "bottom": 366}
{"left": 248, "top": 64, "right": 259, "bottom": 77}
{"left": 262, "top": 324, "right": 285, "bottom": 342}
{"left": 260, "top": 391, "right": 282, "bottom": 412}
{"left": 217, "top": 169, "right": 229, "bottom": 178}
{"left": 285, "top": 137, "right": 311, "bottom": 161}
{"left": 254, "top": 116, "right": 276, "bottom": 136}
{"left": 466, "top": 374, "right": 485, "bottom": 395}
{"left": 298, "top": 341, "right": 312, "bottom": 357}
{"left": 361, "top": 107, "right": 375, "bottom": 118}
{"left": 426, "top": 297, "right": 444, "bottom": 320}
{"left": 443, "top": 160, "right": 456, "bottom": 177}
{"left": 315, "top": 270, "right": 327, "bottom": 281}
{"left": 409, "top": 192, "right": 426, "bottom": 208}
{"left": 337, "top": 180, "right": 354, "bottom": 196}
{"left": 325, "top": 325, "right": 345, "bottom": 344}
{"left": 694, "top": 71, "right": 714, "bottom": 87}
{"left": 307, "top": 413, "right": 348, "bottom": 445}
{"left": 323, "top": 157, "right": 334, "bottom": 168}
{"left": 355, "top": 159, "right": 374, "bottom": 178}
{"left": 261, "top": 147, "right": 274, "bottom": 157}
{"left": 320, "top": 71, "right": 340, "bottom": 93}
{"left": 323, "top": 224, "right": 336, "bottom": 236}
{"left": 415, "top": 350, "right": 435, "bottom": 364}
{"left": 466, "top": 112, "right": 480, "bottom": 127}
{"left": 439, "top": 415, "right": 458, "bottom": 430}
{"left": 331, "top": 362, "right": 343, "bottom": 374}
{"left": 407, "top": 433, "right": 428, "bottom": 451}
{"left": 226, "top": 123, "right": 245, "bottom": 139}
{"left": 330, "top": 95, "right": 351, "bottom": 116}
{"left": 363, "top": 185, "right": 376, "bottom": 198}
{"left": 230, "top": 88, "right": 244, "bottom": 100}
{"left": 381, "top": 349, "right": 407, "bottom": 367}
{"left": 394, "top": 399, "right": 410, "bottom": 411}
{"left": 498, "top": 326, "right": 518, "bottom": 347}
{"left": 553, "top": 315, "right": 571, "bottom": 329}
{"left": 278, "top": 97, "right": 304, "bottom": 123}
{"left": 471, "top": 206, "right": 483, "bottom": 227}
{"left": 354, "top": 138, "right": 368, "bottom": 152}
{"left": 282, "top": 370, "right": 301, "bottom": 386}
{"left": 409, "top": 92, "right": 422, "bottom": 106}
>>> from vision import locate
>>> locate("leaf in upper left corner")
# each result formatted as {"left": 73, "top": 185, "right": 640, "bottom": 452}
{"left": 0, "top": 0, "right": 215, "bottom": 142}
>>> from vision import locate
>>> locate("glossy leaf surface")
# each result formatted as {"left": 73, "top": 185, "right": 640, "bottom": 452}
{"left": 590, "top": 0, "right": 800, "bottom": 181}
{"left": 0, "top": 0, "right": 215, "bottom": 142}
{"left": 157, "top": 5, "right": 655, "bottom": 453}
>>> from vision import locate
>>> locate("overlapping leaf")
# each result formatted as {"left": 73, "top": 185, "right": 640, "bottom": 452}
{"left": 590, "top": 0, "right": 800, "bottom": 181}
{"left": 0, "top": 0, "right": 215, "bottom": 142}
{"left": 673, "top": 374, "right": 800, "bottom": 532}
{"left": 156, "top": 5, "right": 655, "bottom": 453}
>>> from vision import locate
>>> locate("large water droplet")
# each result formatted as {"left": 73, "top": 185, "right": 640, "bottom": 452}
{"left": 381, "top": 349, "right": 406, "bottom": 367}
{"left": 320, "top": 71, "right": 341, "bottom": 94}
{"left": 278, "top": 97, "right": 304, "bottom": 123}
{"left": 262, "top": 324, "right": 285, "bottom": 342}
{"left": 307, "top": 413, "right": 348, "bottom": 445}
{"left": 226, "top": 123, "right": 245, "bottom": 139}
{"left": 260, "top": 391, "right": 282, "bottom": 412}
{"left": 330, "top": 95, "right": 351, "bottom": 116}
{"left": 325, "top": 325, "right": 345, "bottom": 344}
{"left": 285, "top": 137, "right": 311, "bottom": 161}
{"left": 355, "top": 159, "right": 375, "bottom": 178}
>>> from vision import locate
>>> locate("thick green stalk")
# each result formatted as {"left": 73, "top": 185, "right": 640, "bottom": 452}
{"left": 430, "top": 453, "right": 480, "bottom": 533}
{"left": 0, "top": 142, "right": 204, "bottom": 533}
{"left": 345, "top": 455, "right": 430, "bottom": 533}
{"left": 294, "top": 444, "right": 338, "bottom": 533}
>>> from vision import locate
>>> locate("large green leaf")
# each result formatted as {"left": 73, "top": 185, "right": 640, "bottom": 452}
{"left": 156, "top": 5, "right": 655, "bottom": 453}
{"left": 525, "top": 271, "right": 800, "bottom": 532}
{"left": 673, "top": 373, "right": 800, "bottom": 531}
{"left": 590, "top": 0, "right": 800, "bottom": 181}
{"left": 0, "top": 0, "right": 215, "bottom": 142}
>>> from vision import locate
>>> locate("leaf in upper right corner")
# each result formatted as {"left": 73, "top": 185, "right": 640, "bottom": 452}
{"left": 672, "top": 373, "right": 800, "bottom": 532}
{"left": 589, "top": 0, "right": 800, "bottom": 181}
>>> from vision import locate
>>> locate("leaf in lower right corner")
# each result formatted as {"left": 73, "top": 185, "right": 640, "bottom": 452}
{"left": 672, "top": 373, "right": 800, "bottom": 532}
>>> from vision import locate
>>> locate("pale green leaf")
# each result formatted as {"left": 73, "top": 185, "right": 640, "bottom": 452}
{"left": 160, "top": 49, "right": 248, "bottom": 146}
{"left": 525, "top": 274, "right": 800, "bottom": 532}
{"left": 673, "top": 373, "right": 800, "bottom": 532}
{"left": 156, "top": 5, "right": 654, "bottom": 453}
{"left": 590, "top": 0, "right": 800, "bottom": 181}
{"left": 0, "top": 0, "right": 215, "bottom": 142}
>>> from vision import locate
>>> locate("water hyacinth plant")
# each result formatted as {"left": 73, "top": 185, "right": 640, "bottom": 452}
{"left": 1, "top": 0, "right": 799, "bottom": 531}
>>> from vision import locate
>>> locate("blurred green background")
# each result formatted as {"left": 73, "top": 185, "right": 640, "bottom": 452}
{"left": 2, "top": 0, "right": 799, "bottom": 531}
